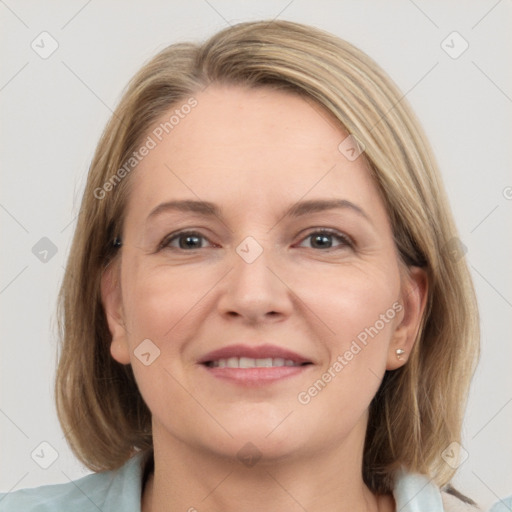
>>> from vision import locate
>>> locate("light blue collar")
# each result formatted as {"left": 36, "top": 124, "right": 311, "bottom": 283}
{"left": 393, "top": 466, "right": 444, "bottom": 511}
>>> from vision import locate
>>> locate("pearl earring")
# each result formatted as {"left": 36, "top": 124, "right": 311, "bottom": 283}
{"left": 396, "top": 348, "right": 405, "bottom": 360}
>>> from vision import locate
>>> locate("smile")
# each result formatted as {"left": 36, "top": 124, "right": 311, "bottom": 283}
{"left": 198, "top": 344, "right": 313, "bottom": 386}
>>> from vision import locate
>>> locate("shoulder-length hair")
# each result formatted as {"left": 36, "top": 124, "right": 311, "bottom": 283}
{"left": 55, "top": 19, "right": 479, "bottom": 493}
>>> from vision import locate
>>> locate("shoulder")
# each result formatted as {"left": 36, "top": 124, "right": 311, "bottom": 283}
{"left": 0, "top": 471, "right": 115, "bottom": 512}
{"left": 0, "top": 451, "right": 148, "bottom": 512}
{"left": 393, "top": 468, "right": 483, "bottom": 512}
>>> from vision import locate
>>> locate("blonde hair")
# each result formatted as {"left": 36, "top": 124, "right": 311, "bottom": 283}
{"left": 55, "top": 19, "right": 479, "bottom": 493}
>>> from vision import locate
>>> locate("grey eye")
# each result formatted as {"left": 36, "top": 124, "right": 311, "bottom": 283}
{"left": 299, "top": 230, "right": 351, "bottom": 250}
{"left": 165, "top": 232, "right": 209, "bottom": 250}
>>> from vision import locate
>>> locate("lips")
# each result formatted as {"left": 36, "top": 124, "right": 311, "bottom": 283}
{"left": 198, "top": 344, "right": 313, "bottom": 386}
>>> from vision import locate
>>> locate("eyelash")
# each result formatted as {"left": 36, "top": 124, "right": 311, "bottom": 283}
{"left": 158, "top": 228, "right": 354, "bottom": 252}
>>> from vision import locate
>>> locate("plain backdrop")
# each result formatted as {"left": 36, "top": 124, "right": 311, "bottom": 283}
{"left": 1, "top": 1, "right": 511, "bottom": 509}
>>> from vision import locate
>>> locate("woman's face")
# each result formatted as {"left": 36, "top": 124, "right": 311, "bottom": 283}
{"left": 102, "top": 84, "right": 426, "bottom": 462}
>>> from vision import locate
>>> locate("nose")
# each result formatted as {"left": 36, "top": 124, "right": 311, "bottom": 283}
{"left": 216, "top": 241, "right": 294, "bottom": 325}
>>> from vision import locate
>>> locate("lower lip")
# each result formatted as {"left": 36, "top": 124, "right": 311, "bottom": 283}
{"left": 200, "top": 365, "right": 310, "bottom": 386}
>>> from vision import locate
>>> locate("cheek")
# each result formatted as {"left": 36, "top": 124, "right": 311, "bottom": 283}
{"left": 121, "top": 257, "right": 210, "bottom": 341}
{"left": 292, "top": 267, "right": 401, "bottom": 428}
{"left": 120, "top": 261, "right": 214, "bottom": 419}
{"left": 297, "top": 263, "right": 401, "bottom": 363}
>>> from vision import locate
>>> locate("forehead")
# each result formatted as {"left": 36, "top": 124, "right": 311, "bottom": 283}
{"left": 174, "top": 84, "right": 344, "bottom": 148}
{"left": 126, "top": 84, "right": 381, "bottom": 219}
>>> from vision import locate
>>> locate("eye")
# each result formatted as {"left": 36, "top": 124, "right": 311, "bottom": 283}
{"left": 160, "top": 231, "right": 213, "bottom": 250}
{"left": 297, "top": 229, "right": 352, "bottom": 250}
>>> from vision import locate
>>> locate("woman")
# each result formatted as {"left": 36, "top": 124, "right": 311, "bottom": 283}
{"left": 0, "top": 20, "right": 481, "bottom": 511}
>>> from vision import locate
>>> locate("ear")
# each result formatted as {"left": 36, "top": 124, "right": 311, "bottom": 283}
{"left": 386, "top": 266, "right": 428, "bottom": 370}
{"left": 100, "top": 260, "right": 131, "bottom": 365}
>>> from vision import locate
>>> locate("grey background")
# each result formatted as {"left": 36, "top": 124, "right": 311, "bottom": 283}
{"left": 1, "top": 1, "right": 511, "bottom": 509}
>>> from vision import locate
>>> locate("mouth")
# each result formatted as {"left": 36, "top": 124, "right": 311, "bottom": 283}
{"left": 198, "top": 344, "right": 313, "bottom": 386}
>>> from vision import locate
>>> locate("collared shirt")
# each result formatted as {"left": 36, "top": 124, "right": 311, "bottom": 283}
{"left": 0, "top": 451, "right": 481, "bottom": 511}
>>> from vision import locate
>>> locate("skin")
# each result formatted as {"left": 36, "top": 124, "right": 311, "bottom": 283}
{"left": 101, "top": 84, "right": 427, "bottom": 512}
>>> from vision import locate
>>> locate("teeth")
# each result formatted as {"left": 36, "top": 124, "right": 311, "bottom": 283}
{"left": 240, "top": 357, "right": 256, "bottom": 368}
{"left": 226, "top": 357, "right": 238, "bottom": 368}
{"left": 256, "top": 358, "right": 272, "bottom": 367}
{"left": 209, "top": 357, "right": 301, "bottom": 368}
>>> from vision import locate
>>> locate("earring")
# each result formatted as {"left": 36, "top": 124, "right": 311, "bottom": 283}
{"left": 396, "top": 348, "right": 405, "bottom": 360}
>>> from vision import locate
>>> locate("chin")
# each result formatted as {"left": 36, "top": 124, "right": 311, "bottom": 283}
{"left": 214, "top": 410, "right": 307, "bottom": 456}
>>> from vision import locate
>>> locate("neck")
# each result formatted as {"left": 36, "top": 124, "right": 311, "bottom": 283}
{"left": 142, "top": 422, "right": 393, "bottom": 512}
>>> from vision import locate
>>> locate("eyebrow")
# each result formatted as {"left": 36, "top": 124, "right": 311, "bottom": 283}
{"left": 146, "top": 198, "right": 371, "bottom": 224}
{"left": 148, "top": 200, "right": 220, "bottom": 219}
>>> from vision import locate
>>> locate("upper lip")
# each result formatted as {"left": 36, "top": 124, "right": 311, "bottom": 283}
{"left": 198, "top": 344, "right": 311, "bottom": 365}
